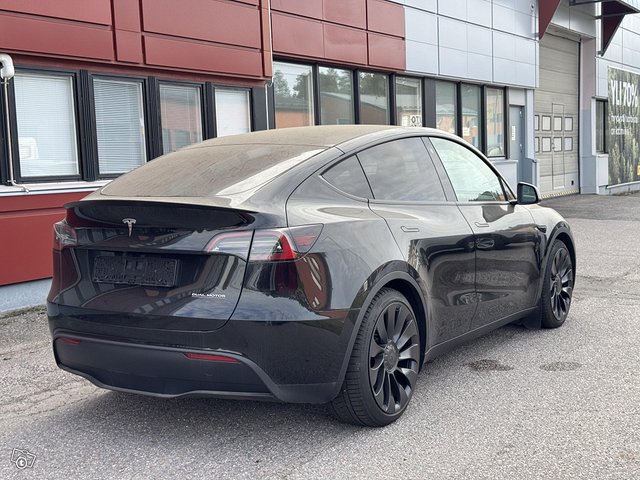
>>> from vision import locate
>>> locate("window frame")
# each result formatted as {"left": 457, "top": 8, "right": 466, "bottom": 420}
{"left": 317, "top": 65, "right": 356, "bottom": 126}
{"left": 272, "top": 60, "right": 317, "bottom": 128}
{"left": 89, "top": 73, "right": 150, "bottom": 179}
{"left": 595, "top": 98, "right": 608, "bottom": 154}
{"left": 157, "top": 79, "right": 207, "bottom": 155}
{"left": 8, "top": 66, "right": 84, "bottom": 183}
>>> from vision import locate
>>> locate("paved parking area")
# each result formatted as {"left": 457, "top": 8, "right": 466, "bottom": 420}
{"left": 1, "top": 194, "right": 639, "bottom": 479}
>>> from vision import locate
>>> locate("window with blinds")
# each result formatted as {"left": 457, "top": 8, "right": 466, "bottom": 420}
{"left": 14, "top": 72, "right": 79, "bottom": 177}
{"left": 215, "top": 88, "right": 251, "bottom": 137}
{"left": 94, "top": 78, "right": 147, "bottom": 175}
{"left": 159, "top": 83, "right": 203, "bottom": 153}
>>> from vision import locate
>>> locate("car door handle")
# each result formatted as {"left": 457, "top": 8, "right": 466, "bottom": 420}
{"left": 401, "top": 226, "right": 420, "bottom": 233}
{"left": 474, "top": 222, "right": 490, "bottom": 228}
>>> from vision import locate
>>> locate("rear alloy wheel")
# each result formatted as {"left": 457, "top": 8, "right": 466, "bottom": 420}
{"left": 539, "top": 240, "right": 574, "bottom": 328}
{"left": 331, "top": 288, "right": 421, "bottom": 426}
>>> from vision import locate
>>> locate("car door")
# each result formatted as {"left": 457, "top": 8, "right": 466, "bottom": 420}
{"left": 427, "top": 136, "right": 542, "bottom": 329}
{"left": 356, "top": 137, "right": 477, "bottom": 345}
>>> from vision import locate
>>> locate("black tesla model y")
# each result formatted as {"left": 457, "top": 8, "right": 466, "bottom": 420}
{"left": 48, "top": 125, "right": 575, "bottom": 426}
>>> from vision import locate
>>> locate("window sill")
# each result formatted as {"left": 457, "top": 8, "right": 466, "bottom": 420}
{"left": 0, "top": 180, "right": 110, "bottom": 197}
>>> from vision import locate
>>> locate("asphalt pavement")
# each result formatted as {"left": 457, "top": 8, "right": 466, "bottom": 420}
{"left": 1, "top": 193, "right": 639, "bottom": 479}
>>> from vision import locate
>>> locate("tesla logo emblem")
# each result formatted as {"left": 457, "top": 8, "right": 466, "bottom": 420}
{"left": 122, "top": 218, "right": 136, "bottom": 237}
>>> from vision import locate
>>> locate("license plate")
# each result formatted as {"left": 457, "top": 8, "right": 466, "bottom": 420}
{"left": 93, "top": 256, "right": 178, "bottom": 287}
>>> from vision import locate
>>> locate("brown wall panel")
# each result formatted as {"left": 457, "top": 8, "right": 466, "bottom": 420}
{"left": 0, "top": 0, "right": 112, "bottom": 25}
{"left": 142, "top": 0, "right": 261, "bottom": 48}
{"left": 115, "top": 30, "right": 143, "bottom": 63}
{"left": 323, "top": 24, "right": 367, "bottom": 65}
{"left": 0, "top": 13, "right": 115, "bottom": 60}
{"left": 113, "top": 0, "right": 141, "bottom": 31}
{"left": 323, "top": 0, "right": 366, "bottom": 29}
{"left": 0, "top": 192, "right": 87, "bottom": 286}
{"left": 272, "top": 13, "right": 324, "bottom": 59}
{"left": 144, "top": 36, "right": 264, "bottom": 77}
{"left": 367, "top": 33, "right": 405, "bottom": 70}
{"left": 366, "top": 0, "right": 404, "bottom": 38}
{"left": 271, "top": 0, "right": 322, "bottom": 18}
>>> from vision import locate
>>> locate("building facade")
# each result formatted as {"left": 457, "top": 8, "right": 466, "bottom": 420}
{"left": 0, "top": 0, "right": 639, "bottom": 310}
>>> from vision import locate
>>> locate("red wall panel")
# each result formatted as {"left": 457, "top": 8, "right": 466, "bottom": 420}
{"left": 367, "top": 33, "right": 405, "bottom": 70}
{"left": 0, "top": 0, "right": 112, "bottom": 25}
{"left": 272, "top": 13, "right": 324, "bottom": 59}
{"left": 144, "top": 36, "right": 264, "bottom": 77}
{"left": 115, "top": 30, "right": 143, "bottom": 63}
{"left": 0, "top": 192, "right": 88, "bottom": 285}
{"left": 142, "top": 0, "right": 261, "bottom": 49}
{"left": 271, "top": 0, "right": 323, "bottom": 18}
{"left": 323, "top": 0, "right": 366, "bottom": 29}
{"left": 113, "top": 0, "right": 141, "bottom": 31}
{"left": 0, "top": 13, "right": 115, "bottom": 60}
{"left": 323, "top": 24, "right": 367, "bottom": 65}
{"left": 367, "top": 0, "right": 404, "bottom": 38}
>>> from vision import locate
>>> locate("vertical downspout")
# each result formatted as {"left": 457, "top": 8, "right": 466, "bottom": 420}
{"left": 0, "top": 53, "right": 29, "bottom": 193}
{"left": 265, "top": 0, "right": 273, "bottom": 130}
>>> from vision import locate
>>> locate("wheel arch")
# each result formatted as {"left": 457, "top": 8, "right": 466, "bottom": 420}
{"left": 331, "top": 269, "right": 429, "bottom": 402}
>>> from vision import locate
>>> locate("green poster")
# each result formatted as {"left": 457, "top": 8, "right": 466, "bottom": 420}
{"left": 608, "top": 66, "right": 640, "bottom": 185}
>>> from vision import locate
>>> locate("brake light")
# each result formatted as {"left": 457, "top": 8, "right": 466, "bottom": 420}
{"left": 204, "top": 231, "right": 253, "bottom": 259}
{"left": 184, "top": 352, "right": 239, "bottom": 363}
{"left": 53, "top": 220, "right": 77, "bottom": 251}
{"left": 249, "top": 225, "right": 322, "bottom": 262}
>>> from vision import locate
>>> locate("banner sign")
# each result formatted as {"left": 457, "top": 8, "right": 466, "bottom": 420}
{"left": 608, "top": 66, "right": 640, "bottom": 185}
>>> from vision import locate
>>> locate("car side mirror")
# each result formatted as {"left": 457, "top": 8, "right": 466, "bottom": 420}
{"left": 517, "top": 182, "right": 540, "bottom": 205}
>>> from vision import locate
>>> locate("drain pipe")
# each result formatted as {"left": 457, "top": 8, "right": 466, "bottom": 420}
{"left": 0, "top": 53, "right": 29, "bottom": 193}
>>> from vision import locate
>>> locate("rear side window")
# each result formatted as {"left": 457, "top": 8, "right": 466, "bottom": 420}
{"left": 322, "top": 156, "right": 373, "bottom": 198}
{"left": 357, "top": 138, "right": 446, "bottom": 202}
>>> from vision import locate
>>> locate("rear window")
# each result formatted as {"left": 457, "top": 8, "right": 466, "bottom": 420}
{"left": 101, "top": 144, "right": 324, "bottom": 197}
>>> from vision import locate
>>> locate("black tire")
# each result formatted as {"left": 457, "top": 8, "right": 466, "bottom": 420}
{"left": 330, "top": 288, "right": 421, "bottom": 427}
{"left": 539, "top": 240, "right": 574, "bottom": 328}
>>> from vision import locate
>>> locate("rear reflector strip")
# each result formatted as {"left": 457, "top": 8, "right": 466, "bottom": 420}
{"left": 58, "top": 337, "right": 81, "bottom": 345}
{"left": 183, "top": 352, "right": 239, "bottom": 363}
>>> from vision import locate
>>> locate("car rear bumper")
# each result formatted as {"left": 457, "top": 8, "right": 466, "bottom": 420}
{"left": 48, "top": 302, "right": 357, "bottom": 404}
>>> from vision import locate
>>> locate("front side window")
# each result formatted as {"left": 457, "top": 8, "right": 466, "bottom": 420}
{"left": 159, "top": 83, "right": 203, "bottom": 154}
{"left": 319, "top": 67, "right": 354, "bottom": 125}
{"left": 14, "top": 72, "right": 79, "bottom": 177}
{"left": 435, "top": 81, "right": 457, "bottom": 134}
{"left": 485, "top": 88, "right": 504, "bottom": 157}
{"left": 430, "top": 137, "right": 505, "bottom": 202}
{"left": 461, "top": 84, "right": 482, "bottom": 150}
{"left": 215, "top": 88, "right": 251, "bottom": 137}
{"left": 94, "top": 78, "right": 146, "bottom": 175}
{"left": 396, "top": 76, "right": 422, "bottom": 127}
{"left": 357, "top": 138, "right": 445, "bottom": 202}
{"left": 273, "top": 62, "right": 314, "bottom": 128}
{"left": 358, "top": 72, "right": 389, "bottom": 125}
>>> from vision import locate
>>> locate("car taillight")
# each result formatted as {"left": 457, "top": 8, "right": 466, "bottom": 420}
{"left": 249, "top": 225, "right": 322, "bottom": 262}
{"left": 204, "top": 231, "right": 253, "bottom": 259}
{"left": 53, "top": 220, "right": 77, "bottom": 251}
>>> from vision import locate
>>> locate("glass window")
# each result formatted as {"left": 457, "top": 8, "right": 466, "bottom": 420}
{"left": 159, "top": 83, "right": 203, "bottom": 154}
{"left": 319, "top": 67, "right": 354, "bottom": 125}
{"left": 396, "top": 77, "right": 422, "bottom": 127}
{"left": 596, "top": 100, "right": 607, "bottom": 153}
{"left": 216, "top": 88, "right": 251, "bottom": 137}
{"left": 461, "top": 84, "right": 482, "bottom": 149}
{"left": 485, "top": 88, "right": 504, "bottom": 157}
{"left": 435, "top": 81, "right": 457, "bottom": 134}
{"left": 322, "top": 156, "right": 372, "bottom": 198}
{"left": 431, "top": 137, "right": 505, "bottom": 202}
{"left": 358, "top": 72, "right": 389, "bottom": 125}
{"left": 357, "top": 138, "right": 445, "bottom": 202}
{"left": 273, "top": 62, "right": 314, "bottom": 128}
{"left": 94, "top": 78, "right": 146, "bottom": 175}
{"left": 14, "top": 72, "right": 79, "bottom": 177}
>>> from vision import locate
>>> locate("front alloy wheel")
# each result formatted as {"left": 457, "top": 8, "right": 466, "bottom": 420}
{"left": 331, "top": 288, "right": 421, "bottom": 426}
{"left": 540, "top": 240, "right": 574, "bottom": 328}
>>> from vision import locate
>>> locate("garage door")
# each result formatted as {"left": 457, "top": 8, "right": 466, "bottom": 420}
{"left": 535, "top": 34, "right": 579, "bottom": 197}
